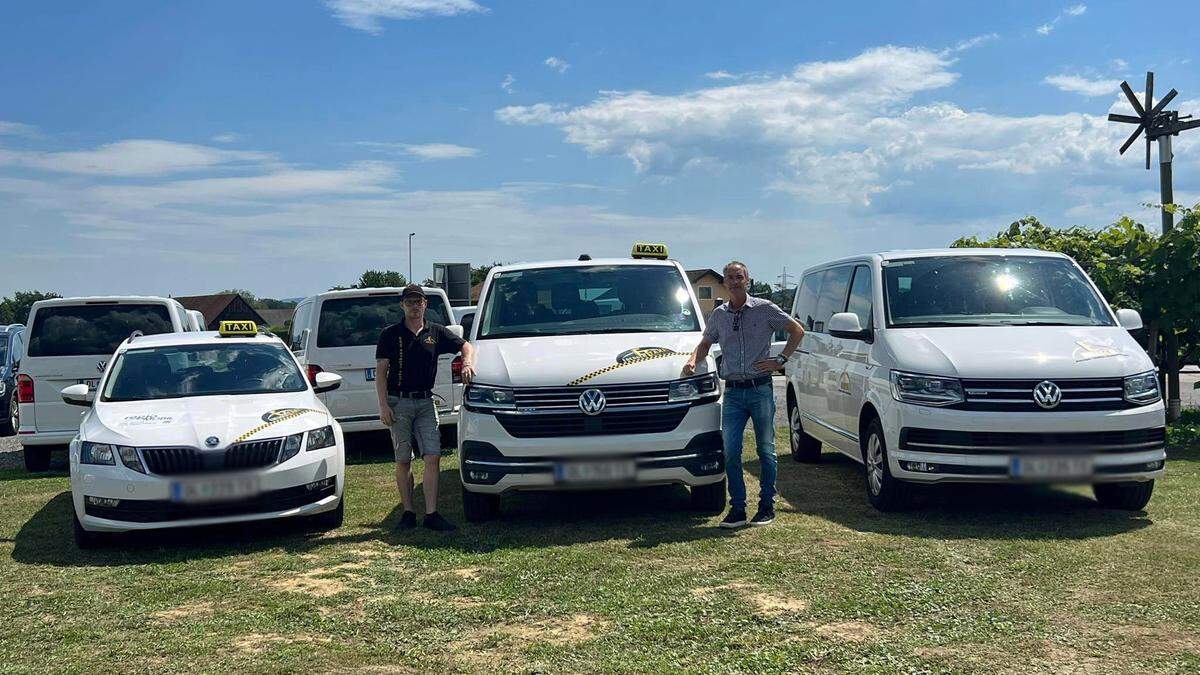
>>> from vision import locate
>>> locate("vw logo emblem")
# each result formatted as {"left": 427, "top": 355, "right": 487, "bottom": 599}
{"left": 96, "top": 361, "right": 107, "bottom": 373}
{"left": 1032, "top": 380, "right": 1062, "bottom": 409}
{"left": 578, "top": 388, "right": 606, "bottom": 416}
{"left": 205, "top": 436, "right": 220, "bottom": 448}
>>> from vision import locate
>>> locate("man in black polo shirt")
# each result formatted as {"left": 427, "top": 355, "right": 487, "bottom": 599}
{"left": 375, "top": 285, "right": 476, "bottom": 531}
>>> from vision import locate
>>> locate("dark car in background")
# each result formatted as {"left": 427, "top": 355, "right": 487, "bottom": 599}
{"left": 1, "top": 324, "right": 25, "bottom": 436}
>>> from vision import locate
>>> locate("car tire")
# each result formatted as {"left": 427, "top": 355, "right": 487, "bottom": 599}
{"left": 73, "top": 514, "right": 105, "bottom": 549}
{"left": 463, "top": 489, "right": 500, "bottom": 523}
{"left": 23, "top": 446, "right": 51, "bottom": 472}
{"left": 439, "top": 424, "right": 457, "bottom": 452}
{"left": 862, "top": 418, "right": 910, "bottom": 512}
{"left": 0, "top": 395, "right": 14, "bottom": 436}
{"left": 1093, "top": 480, "right": 1154, "bottom": 511}
{"left": 788, "top": 401, "right": 821, "bottom": 463}
{"left": 312, "top": 495, "right": 345, "bottom": 530}
{"left": 690, "top": 478, "right": 726, "bottom": 513}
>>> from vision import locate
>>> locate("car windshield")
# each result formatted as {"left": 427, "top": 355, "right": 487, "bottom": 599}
{"left": 883, "top": 255, "right": 1114, "bottom": 327}
{"left": 478, "top": 264, "right": 701, "bottom": 339}
{"left": 28, "top": 303, "right": 173, "bottom": 357}
{"left": 102, "top": 343, "right": 308, "bottom": 402}
{"left": 317, "top": 293, "right": 451, "bottom": 348}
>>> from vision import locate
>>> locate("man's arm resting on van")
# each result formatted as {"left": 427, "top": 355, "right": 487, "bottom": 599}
{"left": 459, "top": 341, "right": 476, "bottom": 384}
{"left": 681, "top": 338, "right": 713, "bottom": 377}
{"left": 754, "top": 319, "right": 804, "bottom": 373}
{"left": 375, "top": 359, "right": 394, "bottom": 427}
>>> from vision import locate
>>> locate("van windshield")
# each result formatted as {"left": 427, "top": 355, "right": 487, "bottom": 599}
{"left": 883, "top": 256, "right": 1115, "bottom": 327}
{"left": 317, "top": 293, "right": 451, "bottom": 348}
{"left": 478, "top": 264, "right": 700, "bottom": 339}
{"left": 102, "top": 343, "right": 307, "bottom": 402}
{"left": 28, "top": 304, "right": 174, "bottom": 357}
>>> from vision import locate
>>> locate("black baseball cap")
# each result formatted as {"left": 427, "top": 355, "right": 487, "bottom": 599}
{"left": 400, "top": 284, "right": 426, "bottom": 300}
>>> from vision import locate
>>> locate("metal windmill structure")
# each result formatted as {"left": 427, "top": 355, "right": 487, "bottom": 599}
{"left": 1108, "top": 71, "right": 1200, "bottom": 420}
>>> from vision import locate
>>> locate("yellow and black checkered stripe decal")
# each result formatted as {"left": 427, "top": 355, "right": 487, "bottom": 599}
{"left": 233, "top": 408, "right": 322, "bottom": 443}
{"left": 567, "top": 348, "right": 689, "bottom": 386}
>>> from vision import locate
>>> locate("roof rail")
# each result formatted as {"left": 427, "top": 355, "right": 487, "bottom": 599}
{"left": 128, "top": 330, "right": 144, "bottom": 342}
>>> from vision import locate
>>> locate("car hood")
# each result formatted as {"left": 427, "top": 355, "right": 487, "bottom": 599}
{"left": 880, "top": 325, "right": 1153, "bottom": 379}
{"left": 84, "top": 391, "right": 331, "bottom": 449}
{"left": 472, "top": 332, "right": 709, "bottom": 387}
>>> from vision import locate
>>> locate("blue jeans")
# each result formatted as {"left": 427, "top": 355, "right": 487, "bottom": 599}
{"left": 722, "top": 383, "right": 777, "bottom": 511}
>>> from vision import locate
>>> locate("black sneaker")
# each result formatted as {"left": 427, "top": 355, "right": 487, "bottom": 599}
{"left": 750, "top": 505, "right": 775, "bottom": 526}
{"left": 396, "top": 511, "right": 417, "bottom": 529}
{"left": 718, "top": 508, "right": 748, "bottom": 529}
{"left": 423, "top": 512, "right": 457, "bottom": 532}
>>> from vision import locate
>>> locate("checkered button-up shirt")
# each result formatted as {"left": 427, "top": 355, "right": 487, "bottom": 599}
{"left": 703, "top": 296, "right": 791, "bottom": 380}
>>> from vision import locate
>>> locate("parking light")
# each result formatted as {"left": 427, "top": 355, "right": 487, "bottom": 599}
{"left": 80, "top": 442, "right": 116, "bottom": 465}
{"left": 117, "top": 446, "right": 146, "bottom": 474}
{"left": 464, "top": 385, "right": 516, "bottom": 410}
{"left": 280, "top": 433, "right": 304, "bottom": 463}
{"left": 306, "top": 426, "right": 336, "bottom": 451}
{"left": 1123, "top": 371, "right": 1161, "bottom": 405}
{"left": 890, "top": 371, "right": 965, "bottom": 407}
{"left": 670, "top": 373, "right": 719, "bottom": 402}
{"left": 16, "top": 374, "right": 33, "bottom": 403}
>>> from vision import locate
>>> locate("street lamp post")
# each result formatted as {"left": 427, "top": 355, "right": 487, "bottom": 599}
{"left": 408, "top": 232, "right": 415, "bottom": 284}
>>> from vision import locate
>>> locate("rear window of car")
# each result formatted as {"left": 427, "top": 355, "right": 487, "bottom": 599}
{"left": 27, "top": 304, "right": 174, "bottom": 357}
{"left": 316, "top": 294, "right": 452, "bottom": 348}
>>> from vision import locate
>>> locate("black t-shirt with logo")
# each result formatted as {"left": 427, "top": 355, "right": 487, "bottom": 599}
{"left": 374, "top": 322, "right": 465, "bottom": 395}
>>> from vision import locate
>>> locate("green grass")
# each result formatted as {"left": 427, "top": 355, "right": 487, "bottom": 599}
{"left": 1, "top": 429, "right": 1198, "bottom": 674}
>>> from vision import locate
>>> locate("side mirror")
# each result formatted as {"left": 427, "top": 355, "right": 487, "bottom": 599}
{"left": 1116, "top": 308, "right": 1143, "bottom": 331}
{"left": 828, "top": 312, "right": 871, "bottom": 341}
{"left": 313, "top": 371, "right": 342, "bottom": 393}
{"left": 461, "top": 313, "right": 475, "bottom": 337}
{"left": 61, "top": 383, "right": 94, "bottom": 407}
{"left": 446, "top": 325, "right": 464, "bottom": 339}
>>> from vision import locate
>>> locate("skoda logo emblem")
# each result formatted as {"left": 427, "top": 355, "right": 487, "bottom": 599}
{"left": 578, "top": 388, "right": 606, "bottom": 416}
{"left": 205, "top": 436, "right": 220, "bottom": 448}
{"left": 1032, "top": 380, "right": 1062, "bottom": 409}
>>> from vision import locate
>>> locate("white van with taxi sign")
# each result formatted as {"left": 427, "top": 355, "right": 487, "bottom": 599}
{"left": 64, "top": 322, "right": 345, "bottom": 547}
{"left": 17, "top": 296, "right": 191, "bottom": 472}
{"left": 458, "top": 245, "right": 725, "bottom": 521}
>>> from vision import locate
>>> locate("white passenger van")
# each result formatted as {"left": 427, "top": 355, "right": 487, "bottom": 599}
{"left": 289, "top": 287, "right": 462, "bottom": 441}
{"left": 459, "top": 245, "right": 726, "bottom": 521}
{"left": 17, "top": 296, "right": 192, "bottom": 471}
{"left": 783, "top": 249, "right": 1165, "bottom": 511}
{"left": 187, "top": 310, "right": 206, "bottom": 332}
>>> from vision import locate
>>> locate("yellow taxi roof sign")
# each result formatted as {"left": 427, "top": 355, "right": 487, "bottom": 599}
{"left": 631, "top": 242, "right": 669, "bottom": 259}
{"left": 218, "top": 320, "right": 258, "bottom": 336}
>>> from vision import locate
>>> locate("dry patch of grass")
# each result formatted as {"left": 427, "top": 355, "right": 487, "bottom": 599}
{"left": 266, "top": 561, "right": 369, "bottom": 598}
{"left": 151, "top": 601, "right": 215, "bottom": 624}
{"left": 232, "top": 633, "right": 332, "bottom": 656}
{"left": 812, "top": 620, "right": 878, "bottom": 643}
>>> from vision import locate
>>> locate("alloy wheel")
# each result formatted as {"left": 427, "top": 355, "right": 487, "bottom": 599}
{"left": 867, "top": 433, "right": 884, "bottom": 496}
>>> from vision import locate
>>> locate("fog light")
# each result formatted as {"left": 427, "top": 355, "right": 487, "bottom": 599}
{"left": 85, "top": 495, "right": 120, "bottom": 508}
{"left": 1146, "top": 460, "right": 1164, "bottom": 470}
{"left": 305, "top": 476, "right": 336, "bottom": 491}
{"left": 902, "top": 461, "right": 938, "bottom": 473}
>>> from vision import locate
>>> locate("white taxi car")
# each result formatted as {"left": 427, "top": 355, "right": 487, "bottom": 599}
{"left": 63, "top": 322, "right": 346, "bottom": 547}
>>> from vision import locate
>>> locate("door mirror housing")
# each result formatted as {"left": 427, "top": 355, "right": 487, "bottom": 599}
{"left": 61, "top": 383, "right": 94, "bottom": 407}
{"left": 828, "top": 312, "right": 872, "bottom": 341}
{"left": 446, "top": 324, "right": 464, "bottom": 339}
{"left": 1116, "top": 308, "right": 1143, "bottom": 331}
{"left": 460, "top": 313, "right": 475, "bottom": 337}
{"left": 313, "top": 371, "right": 342, "bottom": 393}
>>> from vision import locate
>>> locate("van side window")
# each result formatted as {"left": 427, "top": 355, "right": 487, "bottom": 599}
{"left": 846, "top": 265, "right": 873, "bottom": 329}
{"left": 290, "top": 303, "right": 311, "bottom": 351}
{"left": 812, "top": 266, "right": 854, "bottom": 333}
{"left": 793, "top": 273, "right": 823, "bottom": 331}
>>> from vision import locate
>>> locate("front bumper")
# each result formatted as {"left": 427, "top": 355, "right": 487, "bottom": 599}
{"left": 884, "top": 400, "right": 1167, "bottom": 484}
{"left": 71, "top": 441, "right": 345, "bottom": 533}
{"left": 459, "top": 403, "right": 724, "bottom": 494}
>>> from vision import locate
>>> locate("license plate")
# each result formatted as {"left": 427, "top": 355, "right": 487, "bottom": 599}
{"left": 365, "top": 368, "right": 375, "bottom": 382}
{"left": 555, "top": 460, "right": 637, "bottom": 484}
{"left": 171, "top": 475, "right": 262, "bottom": 503}
{"left": 1010, "top": 456, "right": 1094, "bottom": 480}
{"left": 77, "top": 378, "right": 99, "bottom": 391}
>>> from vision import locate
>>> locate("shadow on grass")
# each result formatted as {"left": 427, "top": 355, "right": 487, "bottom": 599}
{"left": 774, "top": 450, "right": 1157, "bottom": 541}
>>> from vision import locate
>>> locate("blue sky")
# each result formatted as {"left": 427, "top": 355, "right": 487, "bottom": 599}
{"left": 1, "top": 1, "right": 1197, "bottom": 298}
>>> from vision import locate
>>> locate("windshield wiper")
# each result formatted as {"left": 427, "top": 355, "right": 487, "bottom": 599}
{"left": 998, "top": 321, "right": 1093, "bottom": 326}
{"left": 891, "top": 321, "right": 987, "bottom": 328}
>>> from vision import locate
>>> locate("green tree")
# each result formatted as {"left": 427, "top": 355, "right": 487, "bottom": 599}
{"left": 472, "top": 262, "right": 503, "bottom": 286}
{"left": 748, "top": 280, "right": 773, "bottom": 298}
{"left": 329, "top": 270, "right": 408, "bottom": 291}
{"left": 0, "top": 290, "right": 61, "bottom": 325}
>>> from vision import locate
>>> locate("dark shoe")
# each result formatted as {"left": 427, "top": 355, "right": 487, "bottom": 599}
{"left": 718, "top": 508, "right": 747, "bottom": 529}
{"left": 423, "top": 512, "right": 457, "bottom": 532}
{"left": 397, "top": 511, "right": 416, "bottom": 529}
{"left": 750, "top": 505, "right": 775, "bottom": 526}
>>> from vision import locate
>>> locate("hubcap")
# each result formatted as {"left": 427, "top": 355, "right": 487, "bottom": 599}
{"left": 867, "top": 433, "right": 884, "bottom": 495}
{"left": 790, "top": 407, "right": 801, "bottom": 450}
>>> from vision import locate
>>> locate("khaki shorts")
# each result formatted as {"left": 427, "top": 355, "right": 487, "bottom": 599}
{"left": 388, "top": 396, "right": 441, "bottom": 461}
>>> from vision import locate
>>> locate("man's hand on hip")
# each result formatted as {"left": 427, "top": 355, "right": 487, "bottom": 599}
{"left": 380, "top": 404, "right": 395, "bottom": 427}
{"left": 753, "top": 358, "right": 780, "bottom": 373}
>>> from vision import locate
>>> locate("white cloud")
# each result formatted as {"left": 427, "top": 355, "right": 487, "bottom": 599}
{"left": 0, "top": 139, "right": 271, "bottom": 177}
{"left": 947, "top": 33, "right": 999, "bottom": 53}
{"left": 1111, "top": 58, "right": 1129, "bottom": 71}
{"left": 356, "top": 141, "right": 479, "bottom": 159}
{"left": 704, "top": 70, "right": 737, "bottom": 80}
{"left": 211, "top": 132, "right": 241, "bottom": 144}
{"left": 0, "top": 121, "right": 37, "bottom": 137}
{"left": 500, "top": 73, "right": 515, "bottom": 94}
{"left": 544, "top": 57, "right": 570, "bottom": 74}
{"left": 1037, "top": 4, "right": 1086, "bottom": 35}
{"left": 1044, "top": 74, "right": 1120, "bottom": 97}
{"left": 324, "top": 0, "right": 485, "bottom": 34}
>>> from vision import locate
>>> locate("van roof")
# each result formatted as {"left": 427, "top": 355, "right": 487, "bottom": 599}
{"left": 30, "top": 296, "right": 179, "bottom": 309}
{"left": 304, "top": 286, "right": 451, "bottom": 302}
{"left": 806, "top": 248, "right": 1069, "bottom": 271}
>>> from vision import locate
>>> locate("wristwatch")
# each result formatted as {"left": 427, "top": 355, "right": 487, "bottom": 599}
{"left": 774, "top": 353, "right": 789, "bottom": 366}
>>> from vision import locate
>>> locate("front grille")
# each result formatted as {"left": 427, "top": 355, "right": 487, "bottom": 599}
{"left": 225, "top": 439, "right": 282, "bottom": 470}
{"left": 900, "top": 427, "right": 1166, "bottom": 455}
{"left": 495, "top": 406, "right": 689, "bottom": 438}
{"left": 512, "top": 382, "right": 671, "bottom": 410}
{"left": 141, "top": 438, "right": 284, "bottom": 475}
{"left": 84, "top": 481, "right": 336, "bottom": 523}
{"left": 141, "top": 447, "right": 204, "bottom": 475}
{"left": 957, "top": 378, "right": 1130, "bottom": 412}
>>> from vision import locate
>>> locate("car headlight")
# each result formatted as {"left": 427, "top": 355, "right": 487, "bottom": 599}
{"left": 280, "top": 433, "right": 304, "bottom": 463}
{"left": 890, "top": 371, "right": 965, "bottom": 407}
{"left": 80, "top": 442, "right": 116, "bottom": 465}
{"left": 1123, "top": 371, "right": 1161, "bottom": 405}
{"left": 116, "top": 446, "right": 146, "bottom": 474}
{"left": 464, "top": 384, "right": 516, "bottom": 410}
{"left": 670, "top": 373, "right": 719, "bottom": 402}
{"left": 307, "top": 425, "right": 336, "bottom": 451}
